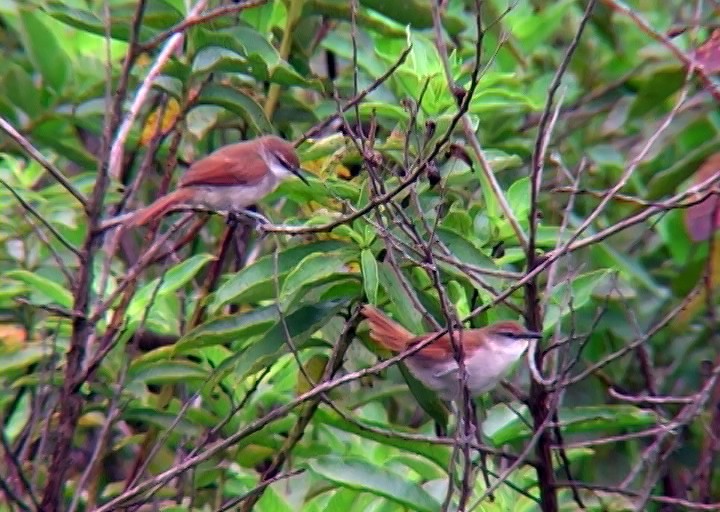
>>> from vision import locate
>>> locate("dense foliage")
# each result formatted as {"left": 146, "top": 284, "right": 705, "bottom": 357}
{"left": 0, "top": 0, "right": 719, "bottom": 510}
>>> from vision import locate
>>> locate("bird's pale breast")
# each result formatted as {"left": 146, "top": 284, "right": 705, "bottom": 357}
{"left": 191, "top": 174, "right": 279, "bottom": 211}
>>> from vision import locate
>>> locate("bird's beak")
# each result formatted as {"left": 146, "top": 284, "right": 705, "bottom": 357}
{"left": 524, "top": 330, "right": 543, "bottom": 340}
{"left": 289, "top": 166, "right": 310, "bottom": 186}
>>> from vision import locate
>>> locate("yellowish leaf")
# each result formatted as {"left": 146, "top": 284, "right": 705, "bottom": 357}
{"left": 0, "top": 324, "right": 27, "bottom": 349}
{"left": 78, "top": 412, "right": 106, "bottom": 427}
{"left": 140, "top": 98, "right": 181, "bottom": 146}
{"left": 296, "top": 354, "right": 328, "bottom": 395}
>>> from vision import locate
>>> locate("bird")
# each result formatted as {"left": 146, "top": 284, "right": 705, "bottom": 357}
{"left": 130, "top": 135, "right": 308, "bottom": 227}
{"left": 361, "top": 305, "right": 542, "bottom": 401}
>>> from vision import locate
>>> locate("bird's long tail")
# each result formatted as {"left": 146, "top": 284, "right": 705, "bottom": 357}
{"left": 361, "top": 305, "right": 414, "bottom": 352}
{"left": 130, "top": 188, "right": 193, "bottom": 227}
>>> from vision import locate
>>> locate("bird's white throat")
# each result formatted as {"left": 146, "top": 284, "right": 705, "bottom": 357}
{"left": 263, "top": 147, "right": 296, "bottom": 180}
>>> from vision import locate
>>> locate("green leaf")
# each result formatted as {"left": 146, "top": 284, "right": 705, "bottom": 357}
{"left": 122, "top": 408, "right": 204, "bottom": 437}
{"left": 127, "top": 360, "right": 208, "bottom": 386}
{"left": 128, "top": 254, "right": 215, "bottom": 318}
{"left": 321, "top": 31, "right": 388, "bottom": 80}
{"left": 544, "top": 269, "right": 611, "bottom": 331}
{"left": 486, "top": 403, "right": 659, "bottom": 445}
{"left": 656, "top": 209, "right": 694, "bottom": 264}
{"left": 45, "top": 3, "right": 111, "bottom": 39}
{"left": 591, "top": 245, "right": 668, "bottom": 298}
{"left": 298, "top": 133, "right": 347, "bottom": 161}
{"left": 195, "top": 84, "right": 273, "bottom": 135}
{"left": 360, "top": 0, "right": 465, "bottom": 35}
{"left": 176, "top": 306, "right": 278, "bottom": 353}
{"left": 209, "top": 241, "right": 349, "bottom": 313}
{"left": 306, "top": 456, "right": 441, "bottom": 512}
{"left": 16, "top": 8, "right": 69, "bottom": 92}
{"left": 558, "top": 405, "right": 660, "bottom": 435}
{"left": 0, "top": 345, "right": 52, "bottom": 376}
{"left": 440, "top": 211, "right": 472, "bottom": 240}
{"left": 45, "top": 1, "right": 122, "bottom": 41}
{"left": 447, "top": 280, "right": 469, "bottom": 319}
{"left": 387, "top": 454, "right": 445, "bottom": 481}
{"left": 470, "top": 88, "right": 541, "bottom": 113}
{"left": 31, "top": 119, "right": 99, "bottom": 169}
{"left": 433, "top": 228, "right": 500, "bottom": 302}
{"left": 646, "top": 139, "right": 720, "bottom": 199}
{"left": 321, "top": 488, "right": 361, "bottom": 512}
{"left": 192, "top": 46, "right": 247, "bottom": 76}
{"left": 45, "top": 1, "right": 180, "bottom": 42}
{"left": 435, "top": 227, "right": 497, "bottom": 272}
{"left": 269, "top": 175, "right": 339, "bottom": 211}
{"left": 125, "top": 0, "right": 183, "bottom": 29}
{"left": 357, "top": 102, "right": 409, "bottom": 122}
{"left": 629, "top": 65, "right": 685, "bottom": 118}
{"left": 0, "top": 282, "right": 27, "bottom": 306}
{"left": 273, "top": 95, "right": 321, "bottom": 125}
{"left": 534, "top": 226, "right": 574, "bottom": 248}
{"left": 232, "top": 300, "right": 346, "bottom": 380}
{"left": 152, "top": 75, "right": 184, "bottom": 99}
{"left": 2, "top": 64, "right": 41, "bottom": 117}
{"left": 4, "top": 392, "right": 30, "bottom": 442}
{"left": 360, "top": 249, "right": 379, "bottom": 304}
{"left": 280, "top": 251, "right": 358, "bottom": 309}
{"left": 198, "top": 310, "right": 338, "bottom": 398}
{"left": 256, "top": 487, "right": 293, "bottom": 512}
{"left": 377, "top": 263, "right": 424, "bottom": 333}
{"left": 4, "top": 270, "right": 73, "bottom": 308}
{"left": 398, "top": 364, "right": 449, "bottom": 430}
{"left": 191, "top": 26, "right": 323, "bottom": 90}
{"left": 239, "top": 1, "right": 274, "bottom": 32}
{"left": 507, "top": 177, "right": 531, "bottom": 219}
{"left": 332, "top": 225, "right": 366, "bottom": 246}
{"left": 304, "top": 1, "right": 407, "bottom": 38}
{"left": 507, "top": 0, "right": 576, "bottom": 52}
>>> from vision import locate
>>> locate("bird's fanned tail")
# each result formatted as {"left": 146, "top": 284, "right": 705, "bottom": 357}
{"left": 130, "top": 188, "right": 193, "bottom": 227}
{"left": 361, "top": 305, "right": 415, "bottom": 352}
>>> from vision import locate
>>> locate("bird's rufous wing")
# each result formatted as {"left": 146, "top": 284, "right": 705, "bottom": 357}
{"left": 412, "top": 334, "right": 453, "bottom": 360}
{"left": 179, "top": 145, "right": 268, "bottom": 187}
{"left": 415, "top": 330, "right": 487, "bottom": 360}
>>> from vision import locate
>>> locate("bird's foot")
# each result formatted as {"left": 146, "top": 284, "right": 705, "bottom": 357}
{"left": 456, "top": 418, "right": 477, "bottom": 445}
{"left": 226, "top": 211, "right": 241, "bottom": 227}
{"left": 466, "top": 420, "right": 495, "bottom": 501}
{"left": 227, "top": 209, "right": 271, "bottom": 231}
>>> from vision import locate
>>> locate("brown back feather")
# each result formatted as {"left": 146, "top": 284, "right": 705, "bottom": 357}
{"left": 179, "top": 136, "right": 298, "bottom": 187}
{"left": 418, "top": 322, "right": 530, "bottom": 359}
{"left": 362, "top": 307, "right": 530, "bottom": 360}
{"left": 178, "top": 142, "right": 265, "bottom": 187}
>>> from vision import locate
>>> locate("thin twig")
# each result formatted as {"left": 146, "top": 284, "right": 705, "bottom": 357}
{"left": 0, "top": 116, "right": 87, "bottom": 209}
{"left": 107, "top": 0, "right": 210, "bottom": 181}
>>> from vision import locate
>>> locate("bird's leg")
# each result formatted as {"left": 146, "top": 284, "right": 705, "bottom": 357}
{"left": 451, "top": 399, "right": 495, "bottom": 505}
{"left": 451, "top": 400, "right": 478, "bottom": 446}
{"left": 226, "top": 208, "right": 271, "bottom": 231}
{"left": 471, "top": 399, "right": 495, "bottom": 501}
{"left": 226, "top": 210, "right": 241, "bottom": 227}
{"left": 239, "top": 208, "right": 271, "bottom": 226}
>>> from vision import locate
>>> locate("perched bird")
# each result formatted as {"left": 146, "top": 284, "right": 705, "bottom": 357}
{"left": 361, "top": 305, "right": 541, "bottom": 400}
{"left": 130, "top": 135, "right": 308, "bottom": 227}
